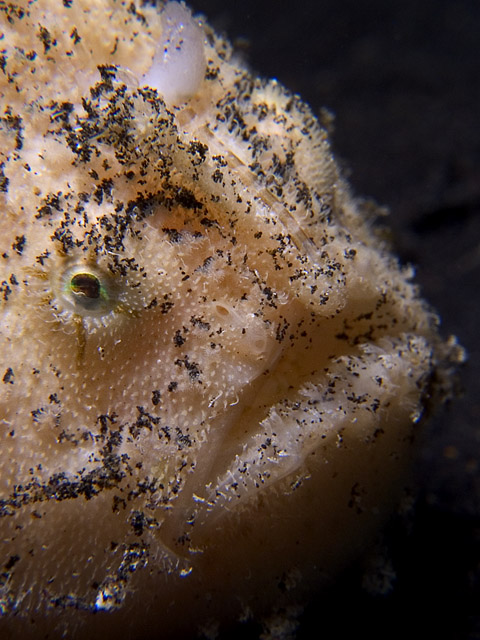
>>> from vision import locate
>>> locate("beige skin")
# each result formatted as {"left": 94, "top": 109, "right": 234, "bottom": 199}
{"left": 0, "top": 1, "right": 461, "bottom": 637}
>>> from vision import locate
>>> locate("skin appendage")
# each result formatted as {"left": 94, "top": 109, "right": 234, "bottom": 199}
{"left": 142, "top": 2, "right": 207, "bottom": 105}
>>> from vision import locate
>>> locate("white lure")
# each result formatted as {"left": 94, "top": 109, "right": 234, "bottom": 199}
{"left": 142, "top": 1, "right": 206, "bottom": 105}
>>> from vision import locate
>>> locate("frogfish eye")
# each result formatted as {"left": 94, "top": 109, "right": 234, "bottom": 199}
{"left": 69, "top": 273, "right": 102, "bottom": 309}
{"left": 54, "top": 263, "right": 118, "bottom": 319}
{"left": 70, "top": 273, "right": 101, "bottom": 302}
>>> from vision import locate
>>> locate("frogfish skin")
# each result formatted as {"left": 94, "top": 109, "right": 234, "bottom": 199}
{"left": 0, "top": 1, "right": 462, "bottom": 638}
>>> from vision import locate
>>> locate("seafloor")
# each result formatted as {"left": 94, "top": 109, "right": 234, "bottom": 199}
{"left": 187, "top": 0, "right": 479, "bottom": 638}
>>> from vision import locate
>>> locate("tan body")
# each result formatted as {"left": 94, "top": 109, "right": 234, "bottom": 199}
{"left": 0, "top": 1, "right": 460, "bottom": 637}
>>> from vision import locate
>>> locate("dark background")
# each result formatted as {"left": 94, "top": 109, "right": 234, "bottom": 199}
{"left": 186, "top": 1, "right": 480, "bottom": 637}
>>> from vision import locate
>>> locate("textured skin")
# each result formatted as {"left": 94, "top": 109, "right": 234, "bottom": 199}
{"left": 0, "top": 1, "right": 460, "bottom": 637}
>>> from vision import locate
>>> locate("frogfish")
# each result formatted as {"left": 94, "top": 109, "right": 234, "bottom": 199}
{"left": 0, "top": 1, "right": 462, "bottom": 638}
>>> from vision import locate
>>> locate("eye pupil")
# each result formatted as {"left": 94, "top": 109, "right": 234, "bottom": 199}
{"left": 70, "top": 273, "right": 101, "bottom": 299}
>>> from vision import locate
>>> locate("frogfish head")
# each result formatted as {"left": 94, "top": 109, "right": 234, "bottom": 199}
{"left": 0, "top": 1, "right": 462, "bottom": 637}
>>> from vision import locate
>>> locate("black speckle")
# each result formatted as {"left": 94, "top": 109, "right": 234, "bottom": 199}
{"left": 4, "top": 555, "right": 20, "bottom": 570}
{"left": 173, "top": 330, "right": 186, "bottom": 347}
{"left": 212, "top": 169, "right": 224, "bottom": 184}
{"left": 205, "top": 66, "right": 219, "bottom": 80}
{"left": 163, "top": 228, "right": 184, "bottom": 244}
{"left": 174, "top": 356, "right": 202, "bottom": 381}
{"left": 127, "top": 2, "right": 147, "bottom": 26}
{"left": 36, "top": 250, "right": 50, "bottom": 265}
{"left": 0, "top": 163, "right": 9, "bottom": 192}
{"left": 190, "top": 316, "right": 211, "bottom": 331}
{"left": 151, "top": 389, "right": 161, "bottom": 406}
{"left": 112, "top": 495, "right": 126, "bottom": 513}
{"left": 187, "top": 140, "right": 208, "bottom": 165}
{"left": 1, "top": 280, "right": 12, "bottom": 301}
{"left": 174, "top": 187, "right": 203, "bottom": 211}
{"left": 12, "top": 235, "right": 26, "bottom": 255}
{"left": 175, "top": 427, "right": 192, "bottom": 450}
{"left": 36, "top": 192, "right": 63, "bottom": 219}
{"left": 1, "top": 109, "right": 24, "bottom": 150}
{"left": 200, "top": 217, "right": 219, "bottom": 229}
{"left": 160, "top": 298, "right": 174, "bottom": 314}
{"left": 2, "top": 368, "right": 14, "bottom": 384}
{"left": 0, "top": 3, "right": 25, "bottom": 24}
{"left": 70, "top": 27, "right": 81, "bottom": 44}
{"left": 38, "top": 26, "right": 56, "bottom": 53}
